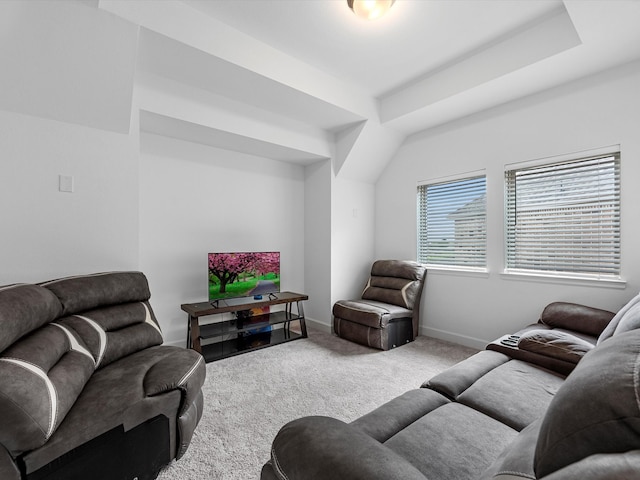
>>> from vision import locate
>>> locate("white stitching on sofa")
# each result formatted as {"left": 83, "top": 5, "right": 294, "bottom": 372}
{"left": 74, "top": 315, "right": 107, "bottom": 368}
{"left": 142, "top": 302, "right": 163, "bottom": 337}
{"left": 177, "top": 356, "right": 204, "bottom": 387}
{"left": 0, "top": 283, "right": 28, "bottom": 292}
{"left": 400, "top": 282, "right": 411, "bottom": 308}
{"left": 0, "top": 358, "right": 58, "bottom": 438}
{"left": 50, "top": 323, "right": 95, "bottom": 366}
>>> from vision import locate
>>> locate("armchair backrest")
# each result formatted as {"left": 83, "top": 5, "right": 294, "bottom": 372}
{"left": 361, "top": 260, "right": 427, "bottom": 338}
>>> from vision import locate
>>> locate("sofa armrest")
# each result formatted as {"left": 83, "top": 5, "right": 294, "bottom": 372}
{"left": 143, "top": 348, "right": 206, "bottom": 416}
{"left": 517, "top": 330, "right": 594, "bottom": 364}
{"left": 267, "top": 416, "right": 427, "bottom": 480}
{"left": 539, "top": 302, "right": 615, "bottom": 337}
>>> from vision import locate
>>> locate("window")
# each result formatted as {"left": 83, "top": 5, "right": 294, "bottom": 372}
{"left": 505, "top": 152, "right": 620, "bottom": 279}
{"left": 417, "top": 174, "right": 487, "bottom": 270}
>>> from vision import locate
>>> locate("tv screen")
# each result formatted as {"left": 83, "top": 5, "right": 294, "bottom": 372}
{"left": 208, "top": 251, "right": 280, "bottom": 301}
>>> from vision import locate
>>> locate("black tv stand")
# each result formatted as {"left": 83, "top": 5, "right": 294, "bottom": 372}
{"left": 182, "top": 292, "right": 308, "bottom": 362}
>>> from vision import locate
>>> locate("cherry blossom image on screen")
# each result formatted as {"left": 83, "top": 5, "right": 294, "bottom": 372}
{"left": 208, "top": 252, "right": 280, "bottom": 301}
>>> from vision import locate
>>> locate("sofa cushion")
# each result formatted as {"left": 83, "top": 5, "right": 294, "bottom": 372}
{"left": 333, "top": 299, "right": 413, "bottom": 329}
{"left": 58, "top": 301, "right": 163, "bottom": 368}
{"left": 361, "top": 260, "right": 425, "bottom": 310}
{"left": 351, "top": 389, "right": 450, "bottom": 443}
{"left": 597, "top": 292, "right": 640, "bottom": 344}
{"left": 0, "top": 283, "right": 63, "bottom": 353}
{"left": 534, "top": 328, "right": 640, "bottom": 478}
{"left": 539, "top": 302, "right": 615, "bottom": 337}
{"left": 384, "top": 403, "right": 518, "bottom": 480}
{"left": 41, "top": 271, "right": 151, "bottom": 316}
{"left": 478, "top": 418, "right": 542, "bottom": 480}
{"left": 517, "top": 329, "right": 594, "bottom": 364}
{"left": 457, "top": 360, "right": 564, "bottom": 431}
{"left": 0, "top": 323, "right": 95, "bottom": 455}
{"left": 269, "top": 416, "right": 429, "bottom": 480}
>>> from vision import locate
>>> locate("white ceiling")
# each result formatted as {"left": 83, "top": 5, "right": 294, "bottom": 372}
{"left": 96, "top": 0, "right": 640, "bottom": 181}
{"left": 185, "top": 0, "right": 640, "bottom": 133}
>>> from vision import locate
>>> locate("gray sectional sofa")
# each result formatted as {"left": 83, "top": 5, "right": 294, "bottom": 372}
{"left": 0, "top": 271, "right": 206, "bottom": 480}
{"left": 262, "top": 295, "right": 640, "bottom": 480}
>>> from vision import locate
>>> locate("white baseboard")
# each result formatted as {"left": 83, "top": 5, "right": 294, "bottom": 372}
{"left": 420, "top": 326, "right": 488, "bottom": 351}
{"left": 305, "top": 316, "right": 332, "bottom": 333}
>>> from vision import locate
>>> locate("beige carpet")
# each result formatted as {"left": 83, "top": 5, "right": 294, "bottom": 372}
{"left": 157, "top": 329, "right": 478, "bottom": 480}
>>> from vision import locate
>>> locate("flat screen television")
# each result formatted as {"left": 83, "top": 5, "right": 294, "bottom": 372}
{"left": 208, "top": 251, "right": 280, "bottom": 301}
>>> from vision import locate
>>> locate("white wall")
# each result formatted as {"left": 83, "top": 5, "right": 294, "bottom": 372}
{"left": 139, "top": 133, "right": 306, "bottom": 345}
{"left": 0, "top": 110, "right": 140, "bottom": 284}
{"left": 375, "top": 61, "right": 640, "bottom": 348}
{"left": 304, "top": 160, "right": 333, "bottom": 328}
{"left": 330, "top": 177, "right": 376, "bottom": 317}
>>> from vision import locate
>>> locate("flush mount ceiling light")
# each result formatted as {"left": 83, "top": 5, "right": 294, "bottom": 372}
{"left": 347, "top": 0, "right": 396, "bottom": 21}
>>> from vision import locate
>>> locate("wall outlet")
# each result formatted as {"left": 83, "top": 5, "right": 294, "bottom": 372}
{"left": 59, "top": 174, "right": 74, "bottom": 193}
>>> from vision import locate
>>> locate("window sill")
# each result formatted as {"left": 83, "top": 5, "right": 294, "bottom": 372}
{"left": 425, "top": 265, "right": 489, "bottom": 279}
{"left": 500, "top": 270, "right": 626, "bottom": 289}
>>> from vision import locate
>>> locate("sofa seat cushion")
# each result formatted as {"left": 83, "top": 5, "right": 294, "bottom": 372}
{"left": 479, "top": 419, "right": 542, "bottom": 480}
{"left": 384, "top": 403, "right": 518, "bottom": 480}
{"left": 351, "top": 389, "right": 450, "bottom": 443}
{"left": 20, "top": 345, "right": 204, "bottom": 475}
{"left": 333, "top": 300, "right": 412, "bottom": 329}
{"left": 457, "top": 360, "right": 565, "bottom": 431}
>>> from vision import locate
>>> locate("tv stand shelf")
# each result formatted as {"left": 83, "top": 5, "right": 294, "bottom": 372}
{"left": 181, "top": 291, "right": 308, "bottom": 362}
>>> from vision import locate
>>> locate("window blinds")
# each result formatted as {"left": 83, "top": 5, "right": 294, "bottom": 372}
{"left": 417, "top": 175, "right": 487, "bottom": 268}
{"left": 505, "top": 153, "right": 620, "bottom": 277}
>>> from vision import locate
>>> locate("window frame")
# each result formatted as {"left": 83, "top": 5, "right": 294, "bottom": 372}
{"left": 503, "top": 147, "right": 622, "bottom": 286}
{"left": 417, "top": 171, "right": 488, "bottom": 273}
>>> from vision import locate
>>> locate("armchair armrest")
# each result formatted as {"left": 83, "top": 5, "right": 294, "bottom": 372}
{"left": 517, "top": 330, "right": 594, "bottom": 364}
{"left": 267, "top": 416, "right": 427, "bottom": 480}
{"left": 539, "top": 302, "right": 615, "bottom": 337}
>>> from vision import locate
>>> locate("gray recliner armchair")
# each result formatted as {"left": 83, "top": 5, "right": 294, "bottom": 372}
{"left": 332, "top": 260, "right": 427, "bottom": 350}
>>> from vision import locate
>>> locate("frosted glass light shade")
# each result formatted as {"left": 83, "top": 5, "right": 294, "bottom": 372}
{"left": 348, "top": 0, "right": 396, "bottom": 20}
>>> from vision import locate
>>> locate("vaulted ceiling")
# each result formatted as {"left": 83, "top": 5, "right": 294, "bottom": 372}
{"left": 3, "top": 1, "right": 640, "bottom": 183}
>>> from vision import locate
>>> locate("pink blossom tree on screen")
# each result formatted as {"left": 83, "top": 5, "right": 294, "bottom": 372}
{"left": 208, "top": 252, "right": 279, "bottom": 294}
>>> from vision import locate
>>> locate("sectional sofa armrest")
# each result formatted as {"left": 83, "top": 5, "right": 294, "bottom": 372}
{"left": 517, "top": 329, "right": 594, "bottom": 364}
{"left": 266, "top": 416, "right": 428, "bottom": 480}
{"left": 143, "top": 348, "right": 206, "bottom": 416}
{"left": 0, "top": 444, "right": 20, "bottom": 480}
{"left": 539, "top": 302, "right": 615, "bottom": 337}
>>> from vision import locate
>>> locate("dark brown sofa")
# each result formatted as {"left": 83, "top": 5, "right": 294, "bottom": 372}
{"left": 0, "top": 271, "right": 206, "bottom": 480}
{"left": 262, "top": 294, "right": 640, "bottom": 480}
